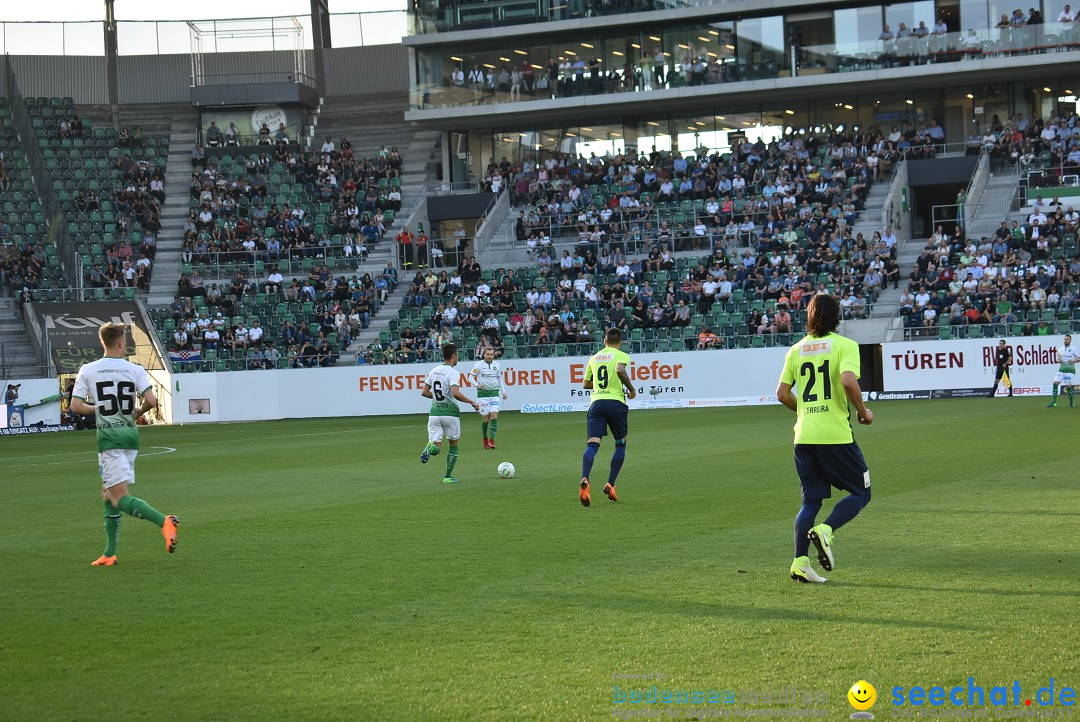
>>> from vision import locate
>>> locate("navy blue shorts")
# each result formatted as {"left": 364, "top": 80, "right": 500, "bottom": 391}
{"left": 794, "top": 443, "right": 870, "bottom": 502}
{"left": 587, "top": 399, "right": 628, "bottom": 440}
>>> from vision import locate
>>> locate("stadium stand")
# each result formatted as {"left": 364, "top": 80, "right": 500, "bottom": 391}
{"left": 895, "top": 112, "right": 1080, "bottom": 340}
{"left": 353, "top": 126, "right": 913, "bottom": 365}
{"left": 18, "top": 97, "right": 169, "bottom": 299}
{"left": 0, "top": 98, "right": 63, "bottom": 296}
{"left": 369, "top": 250, "right": 819, "bottom": 364}
{"left": 144, "top": 98, "right": 441, "bottom": 372}
{"left": 489, "top": 131, "right": 887, "bottom": 256}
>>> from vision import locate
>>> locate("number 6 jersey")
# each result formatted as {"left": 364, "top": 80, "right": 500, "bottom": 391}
{"left": 424, "top": 363, "right": 462, "bottom": 417}
{"left": 779, "top": 332, "right": 861, "bottom": 444}
{"left": 72, "top": 356, "right": 151, "bottom": 451}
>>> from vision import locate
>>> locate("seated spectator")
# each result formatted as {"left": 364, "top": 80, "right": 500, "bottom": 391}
{"left": 202, "top": 326, "right": 221, "bottom": 351}
{"left": 697, "top": 327, "right": 721, "bottom": 349}
{"left": 205, "top": 122, "right": 222, "bottom": 147}
{"left": 264, "top": 266, "right": 284, "bottom": 295}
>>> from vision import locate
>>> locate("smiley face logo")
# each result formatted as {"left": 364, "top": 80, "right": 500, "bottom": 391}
{"left": 848, "top": 681, "right": 877, "bottom": 711}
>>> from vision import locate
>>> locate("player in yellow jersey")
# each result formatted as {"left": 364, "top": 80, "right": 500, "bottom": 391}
{"left": 776, "top": 294, "right": 873, "bottom": 583}
{"left": 579, "top": 328, "right": 637, "bottom": 507}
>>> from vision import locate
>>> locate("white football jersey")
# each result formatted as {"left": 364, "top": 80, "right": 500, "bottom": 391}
{"left": 72, "top": 356, "right": 150, "bottom": 451}
{"left": 424, "top": 364, "right": 461, "bottom": 417}
{"left": 470, "top": 360, "right": 501, "bottom": 392}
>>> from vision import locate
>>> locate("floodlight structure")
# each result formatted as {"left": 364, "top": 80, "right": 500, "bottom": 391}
{"left": 188, "top": 17, "right": 312, "bottom": 88}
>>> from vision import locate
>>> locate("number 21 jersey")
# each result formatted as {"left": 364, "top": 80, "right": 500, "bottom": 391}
{"left": 779, "top": 332, "right": 861, "bottom": 444}
{"left": 72, "top": 356, "right": 151, "bottom": 451}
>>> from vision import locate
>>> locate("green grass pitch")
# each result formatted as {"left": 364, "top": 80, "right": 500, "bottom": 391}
{"left": 1, "top": 398, "right": 1078, "bottom": 720}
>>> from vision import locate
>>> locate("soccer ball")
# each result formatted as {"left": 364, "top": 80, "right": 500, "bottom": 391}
{"left": 497, "top": 462, "right": 516, "bottom": 478}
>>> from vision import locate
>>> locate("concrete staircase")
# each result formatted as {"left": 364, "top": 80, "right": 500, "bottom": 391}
{"left": 965, "top": 170, "right": 1024, "bottom": 241}
{"left": 308, "top": 94, "right": 444, "bottom": 363}
{"left": 347, "top": 282, "right": 408, "bottom": 359}
{"left": 0, "top": 296, "right": 46, "bottom": 379}
{"left": 842, "top": 167, "right": 1024, "bottom": 342}
{"left": 76, "top": 102, "right": 193, "bottom": 137}
{"left": 148, "top": 119, "right": 199, "bottom": 305}
{"left": 848, "top": 176, "right": 895, "bottom": 244}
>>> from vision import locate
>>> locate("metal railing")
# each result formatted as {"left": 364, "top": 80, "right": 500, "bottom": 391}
{"left": 411, "top": 24, "right": 1080, "bottom": 112}
{"left": 198, "top": 122, "right": 303, "bottom": 148}
{"left": 0, "top": 12, "right": 406, "bottom": 56}
{"left": 356, "top": 332, "right": 806, "bottom": 366}
{"left": 1018, "top": 165, "right": 1080, "bottom": 207}
{"left": 903, "top": 318, "right": 1076, "bottom": 341}
{"left": 0, "top": 341, "right": 51, "bottom": 379}
{"left": 469, "top": 188, "right": 509, "bottom": 255}
{"left": 409, "top": 0, "right": 750, "bottom": 35}
{"left": 191, "top": 71, "right": 316, "bottom": 88}
{"left": 962, "top": 153, "right": 991, "bottom": 224}
{"left": 176, "top": 242, "right": 388, "bottom": 282}
{"left": 930, "top": 200, "right": 999, "bottom": 236}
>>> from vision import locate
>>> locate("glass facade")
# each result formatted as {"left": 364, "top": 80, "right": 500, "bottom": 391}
{"left": 409, "top": 0, "right": 723, "bottom": 35}
{"left": 412, "top": 10, "right": 1080, "bottom": 111}
{"left": 443, "top": 77, "right": 1080, "bottom": 182}
{"left": 408, "top": 0, "right": 1065, "bottom": 37}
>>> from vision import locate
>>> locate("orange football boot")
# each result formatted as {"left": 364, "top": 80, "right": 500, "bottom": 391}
{"left": 162, "top": 515, "right": 179, "bottom": 553}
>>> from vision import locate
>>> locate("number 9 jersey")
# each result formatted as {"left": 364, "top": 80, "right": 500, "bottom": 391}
{"left": 779, "top": 332, "right": 861, "bottom": 444}
{"left": 584, "top": 347, "right": 631, "bottom": 405}
{"left": 72, "top": 356, "right": 151, "bottom": 452}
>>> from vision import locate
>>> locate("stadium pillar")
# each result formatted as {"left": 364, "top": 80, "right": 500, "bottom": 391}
{"left": 309, "top": 0, "right": 331, "bottom": 99}
{"left": 103, "top": 0, "right": 120, "bottom": 131}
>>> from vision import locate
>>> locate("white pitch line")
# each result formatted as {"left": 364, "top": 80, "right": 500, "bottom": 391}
{"left": 6, "top": 446, "right": 177, "bottom": 469}
{"left": 6, "top": 425, "right": 417, "bottom": 468}
{"left": 172, "top": 424, "right": 417, "bottom": 446}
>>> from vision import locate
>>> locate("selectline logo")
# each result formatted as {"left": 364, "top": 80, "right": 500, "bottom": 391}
{"left": 891, "top": 679, "right": 1076, "bottom": 708}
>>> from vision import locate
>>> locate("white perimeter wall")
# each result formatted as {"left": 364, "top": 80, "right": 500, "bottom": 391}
{"left": 160, "top": 348, "right": 790, "bottom": 424}
{"left": 0, "top": 378, "right": 62, "bottom": 427}
{"left": 882, "top": 336, "right": 1066, "bottom": 396}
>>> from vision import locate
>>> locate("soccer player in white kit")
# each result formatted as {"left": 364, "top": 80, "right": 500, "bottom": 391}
{"left": 419, "top": 343, "right": 479, "bottom": 483}
{"left": 70, "top": 322, "right": 178, "bottom": 566}
{"left": 469, "top": 346, "right": 507, "bottom": 449}
{"left": 1048, "top": 334, "right": 1079, "bottom": 408}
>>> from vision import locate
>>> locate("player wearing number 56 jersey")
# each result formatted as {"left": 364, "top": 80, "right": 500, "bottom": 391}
{"left": 70, "top": 322, "right": 178, "bottom": 567}
{"left": 578, "top": 328, "right": 637, "bottom": 507}
{"left": 420, "top": 343, "right": 479, "bottom": 483}
{"left": 776, "top": 294, "right": 873, "bottom": 583}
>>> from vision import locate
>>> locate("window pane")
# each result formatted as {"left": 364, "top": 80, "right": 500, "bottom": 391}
{"left": 736, "top": 16, "right": 785, "bottom": 66}
{"left": 5, "top": 23, "right": 64, "bottom": 55}
{"left": 155, "top": 22, "right": 192, "bottom": 55}
{"left": 885, "top": 1, "right": 935, "bottom": 36}
{"left": 960, "top": 0, "right": 990, "bottom": 31}
{"left": 835, "top": 7, "right": 885, "bottom": 55}
{"left": 117, "top": 22, "right": 158, "bottom": 56}
{"left": 360, "top": 11, "right": 406, "bottom": 46}
{"left": 62, "top": 22, "right": 105, "bottom": 56}
{"left": 329, "top": 14, "right": 363, "bottom": 49}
